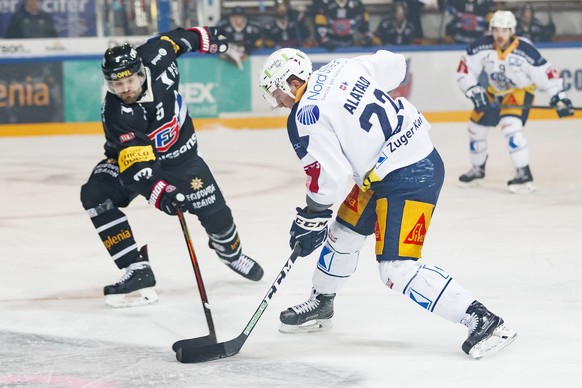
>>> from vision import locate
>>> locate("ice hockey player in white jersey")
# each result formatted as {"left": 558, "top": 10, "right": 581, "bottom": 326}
{"left": 258, "top": 48, "right": 517, "bottom": 359}
{"left": 456, "top": 10, "right": 574, "bottom": 193}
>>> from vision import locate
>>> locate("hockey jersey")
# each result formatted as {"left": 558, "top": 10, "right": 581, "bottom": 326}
{"left": 456, "top": 35, "right": 564, "bottom": 97}
{"left": 289, "top": 50, "right": 433, "bottom": 206}
{"left": 101, "top": 28, "right": 203, "bottom": 197}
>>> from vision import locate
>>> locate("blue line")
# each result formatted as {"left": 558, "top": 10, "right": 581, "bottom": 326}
{"left": 430, "top": 277, "right": 452, "bottom": 312}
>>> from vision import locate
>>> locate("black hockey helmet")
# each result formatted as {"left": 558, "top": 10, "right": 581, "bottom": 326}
{"left": 102, "top": 43, "right": 144, "bottom": 81}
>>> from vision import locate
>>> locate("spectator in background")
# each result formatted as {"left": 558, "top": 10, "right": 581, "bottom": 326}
{"left": 373, "top": 1, "right": 417, "bottom": 45}
{"left": 4, "top": 0, "right": 57, "bottom": 39}
{"left": 313, "top": 0, "right": 373, "bottom": 50}
{"left": 401, "top": 0, "right": 425, "bottom": 39}
{"left": 440, "top": 0, "right": 493, "bottom": 44}
{"left": 262, "top": 0, "right": 310, "bottom": 49}
{"left": 515, "top": 2, "right": 555, "bottom": 42}
{"left": 217, "top": 6, "right": 263, "bottom": 69}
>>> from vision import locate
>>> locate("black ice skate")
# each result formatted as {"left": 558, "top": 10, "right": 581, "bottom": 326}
{"left": 104, "top": 246, "right": 158, "bottom": 308}
{"left": 459, "top": 161, "right": 486, "bottom": 187}
{"left": 223, "top": 254, "right": 264, "bottom": 282}
{"left": 507, "top": 165, "right": 535, "bottom": 194}
{"left": 279, "top": 289, "right": 335, "bottom": 333}
{"left": 461, "top": 301, "right": 517, "bottom": 359}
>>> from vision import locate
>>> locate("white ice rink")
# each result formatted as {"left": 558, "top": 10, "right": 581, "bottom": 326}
{"left": 0, "top": 119, "right": 581, "bottom": 387}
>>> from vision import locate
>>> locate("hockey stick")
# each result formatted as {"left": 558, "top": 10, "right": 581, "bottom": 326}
{"left": 172, "top": 210, "right": 217, "bottom": 351}
{"left": 499, "top": 104, "right": 582, "bottom": 111}
{"left": 175, "top": 243, "right": 302, "bottom": 363}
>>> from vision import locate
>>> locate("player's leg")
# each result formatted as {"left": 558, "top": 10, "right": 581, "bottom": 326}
{"left": 167, "top": 158, "right": 263, "bottom": 281}
{"left": 459, "top": 106, "right": 498, "bottom": 186}
{"left": 376, "top": 149, "right": 516, "bottom": 358}
{"left": 500, "top": 90, "right": 535, "bottom": 193}
{"left": 80, "top": 159, "right": 157, "bottom": 308}
{"left": 279, "top": 185, "right": 376, "bottom": 333}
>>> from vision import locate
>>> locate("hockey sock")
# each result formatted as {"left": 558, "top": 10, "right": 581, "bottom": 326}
{"left": 378, "top": 260, "right": 475, "bottom": 323}
{"left": 500, "top": 116, "right": 529, "bottom": 168}
{"left": 208, "top": 223, "right": 242, "bottom": 262}
{"left": 467, "top": 121, "right": 490, "bottom": 167}
{"left": 87, "top": 200, "right": 140, "bottom": 269}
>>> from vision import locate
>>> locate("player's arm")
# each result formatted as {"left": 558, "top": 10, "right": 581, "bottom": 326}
{"left": 103, "top": 118, "right": 187, "bottom": 215}
{"left": 353, "top": 50, "right": 407, "bottom": 92}
{"left": 150, "top": 27, "right": 229, "bottom": 57}
{"left": 526, "top": 45, "right": 574, "bottom": 118}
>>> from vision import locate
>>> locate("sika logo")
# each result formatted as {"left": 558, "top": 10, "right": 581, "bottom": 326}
{"left": 403, "top": 214, "right": 427, "bottom": 245}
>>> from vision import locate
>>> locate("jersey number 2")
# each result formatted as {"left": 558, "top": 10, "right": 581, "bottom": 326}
{"left": 359, "top": 89, "right": 403, "bottom": 141}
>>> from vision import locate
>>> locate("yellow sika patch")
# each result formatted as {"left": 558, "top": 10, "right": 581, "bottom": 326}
{"left": 118, "top": 145, "right": 156, "bottom": 173}
{"left": 337, "top": 184, "right": 374, "bottom": 226}
{"left": 398, "top": 200, "right": 434, "bottom": 258}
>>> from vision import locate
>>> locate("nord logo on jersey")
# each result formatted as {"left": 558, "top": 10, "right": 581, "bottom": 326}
{"left": 297, "top": 104, "right": 320, "bottom": 125}
{"left": 399, "top": 200, "right": 434, "bottom": 258}
{"left": 148, "top": 115, "right": 179, "bottom": 152}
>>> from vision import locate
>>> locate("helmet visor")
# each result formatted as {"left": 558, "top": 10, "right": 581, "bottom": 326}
{"left": 260, "top": 84, "right": 279, "bottom": 108}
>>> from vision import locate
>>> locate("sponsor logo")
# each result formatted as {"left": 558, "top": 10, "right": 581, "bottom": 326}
{"left": 151, "top": 48, "right": 168, "bottom": 65}
{"left": 118, "top": 145, "right": 156, "bottom": 172}
{"left": 110, "top": 69, "right": 132, "bottom": 80}
{"left": 119, "top": 132, "right": 135, "bottom": 143}
{"left": 403, "top": 214, "right": 427, "bottom": 245}
{"left": 297, "top": 104, "right": 320, "bottom": 125}
{"left": 304, "top": 161, "right": 321, "bottom": 193}
{"left": 190, "top": 178, "right": 203, "bottom": 190}
{"left": 103, "top": 229, "right": 132, "bottom": 250}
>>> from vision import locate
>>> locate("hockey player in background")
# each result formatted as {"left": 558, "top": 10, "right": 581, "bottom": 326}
{"left": 80, "top": 27, "right": 264, "bottom": 308}
{"left": 258, "top": 48, "right": 517, "bottom": 358}
{"left": 456, "top": 10, "right": 574, "bottom": 193}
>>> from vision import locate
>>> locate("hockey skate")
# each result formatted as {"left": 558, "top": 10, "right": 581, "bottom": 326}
{"left": 223, "top": 254, "right": 264, "bottom": 281}
{"left": 279, "top": 289, "right": 335, "bottom": 333}
{"left": 508, "top": 165, "right": 535, "bottom": 194}
{"left": 461, "top": 301, "right": 517, "bottom": 359}
{"left": 104, "top": 246, "right": 158, "bottom": 308}
{"left": 459, "top": 162, "right": 486, "bottom": 187}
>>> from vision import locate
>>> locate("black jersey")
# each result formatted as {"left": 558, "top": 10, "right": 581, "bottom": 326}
{"left": 101, "top": 28, "right": 203, "bottom": 197}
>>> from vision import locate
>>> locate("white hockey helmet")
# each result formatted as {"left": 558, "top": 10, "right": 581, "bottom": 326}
{"left": 258, "top": 48, "right": 312, "bottom": 107}
{"left": 489, "top": 10, "right": 517, "bottom": 33}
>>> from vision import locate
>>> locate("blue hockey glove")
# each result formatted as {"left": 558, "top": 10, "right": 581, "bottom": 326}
{"left": 149, "top": 180, "right": 188, "bottom": 216}
{"left": 466, "top": 85, "right": 489, "bottom": 112}
{"left": 188, "top": 27, "right": 229, "bottom": 54}
{"left": 290, "top": 207, "right": 333, "bottom": 257}
{"left": 550, "top": 92, "right": 574, "bottom": 118}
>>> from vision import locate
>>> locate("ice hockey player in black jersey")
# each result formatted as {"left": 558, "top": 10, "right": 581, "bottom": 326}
{"left": 80, "top": 27, "right": 264, "bottom": 308}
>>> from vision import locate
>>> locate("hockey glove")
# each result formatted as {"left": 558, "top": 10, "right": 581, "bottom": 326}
{"left": 550, "top": 92, "right": 574, "bottom": 118}
{"left": 466, "top": 85, "right": 489, "bottom": 112}
{"left": 188, "top": 27, "right": 229, "bottom": 54}
{"left": 149, "top": 180, "right": 188, "bottom": 216}
{"left": 290, "top": 207, "right": 333, "bottom": 257}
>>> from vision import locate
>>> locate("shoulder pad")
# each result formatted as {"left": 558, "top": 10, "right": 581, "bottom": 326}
{"left": 514, "top": 38, "right": 546, "bottom": 66}
{"left": 466, "top": 36, "right": 494, "bottom": 55}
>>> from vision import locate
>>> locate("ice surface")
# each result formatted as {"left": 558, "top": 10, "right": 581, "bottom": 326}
{"left": 0, "top": 120, "right": 581, "bottom": 387}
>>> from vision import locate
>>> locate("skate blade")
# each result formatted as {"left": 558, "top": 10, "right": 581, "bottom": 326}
{"left": 279, "top": 319, "right": 332, "bottom": 334}
{"left": 105, "top": 287, "right": 159, "bottom": 308}
{"left": 508, "top": 182, "right": 535, "bottom": 194}
{"left": 469, "top": 324, "right": 517, "bottom": 359}
{"left": 458, "top": 179, "right": 484, "bottom": 188}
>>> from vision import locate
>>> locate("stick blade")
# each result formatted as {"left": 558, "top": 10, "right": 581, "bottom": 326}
{"left": 172, "top": 335, "right": 216, "bottom": 352}
{"left": 175, "top": 335, "right": 244, "bottom": 363}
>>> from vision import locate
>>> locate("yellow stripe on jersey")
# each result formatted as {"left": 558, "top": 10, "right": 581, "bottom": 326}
{"left": 398, "top": 200, "right": 434, "bottom": 259}
{"left": 118, "top": 145, "right": 156, "bottom": 173}
{"left": 374, "top": 198, "right": 388, "bottom": 256}
{"left": 337, "top": 184, "right": 373, "bottom": 226}
{"left": 160, "top": 36, "right": 180, "bottom": 53}
{"left": 495, "top": 37, "right": 519, "bottom": 61}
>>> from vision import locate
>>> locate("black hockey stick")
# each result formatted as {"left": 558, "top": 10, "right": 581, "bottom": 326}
{"left": 175, "top": 243, "right": 302, "bottom": 363}
{"left": 172, "top": 210, "right": 217, "bottom": 351}
{"left": 499, "top": 104, "right": 582, "bottom": 111}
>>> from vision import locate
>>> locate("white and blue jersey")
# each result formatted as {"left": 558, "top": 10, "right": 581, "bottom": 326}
{"left": 288, "top": 50, "right": 434, "bottom": 206}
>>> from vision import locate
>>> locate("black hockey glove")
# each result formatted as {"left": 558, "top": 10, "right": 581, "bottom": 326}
{"left": 466, "top": 85, "right": 489, "bottom": 112}
{"left": 148, "top": 180, "right": 188, "bottom": 216}
{"left": 550, "top": 92, "right": 574, "bottom": 118}
{"left": 188, "top": 27, "right": 229, "bottom": 54}
{"left": 289, "top": 207, "right": 333, "bottom": 257}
